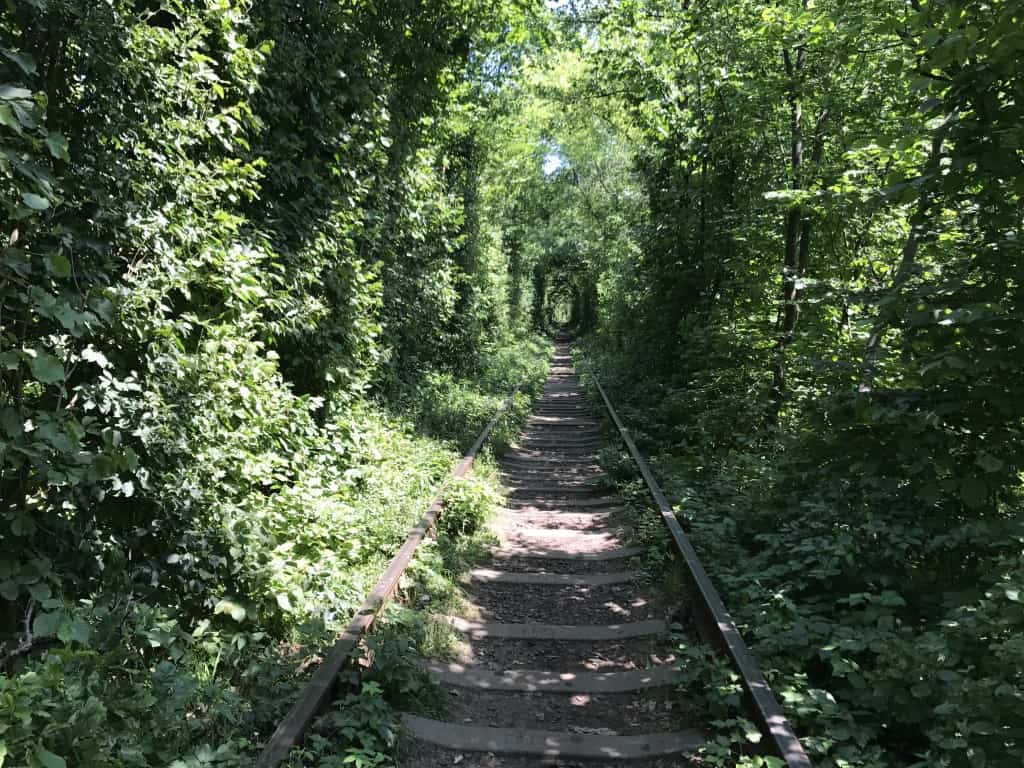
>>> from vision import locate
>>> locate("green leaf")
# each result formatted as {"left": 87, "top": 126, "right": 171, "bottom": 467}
{"left": 12, "top": 102, "right": 37, "bottom": 129}
{"left": 21, "top": 192, "right": 50, "bottom": 211}
{"left": 0, "top": 581, "right": 16, "bottom": 601}
{"left": 0, "top": 104, "right": 19, "bottom": 131}
{"left": 194, "top": 744, "right": 217, "bottom": 763}
{"left": 976, "top": 452, "right": 1003, "bottom": 473}
{"left": 26, "top": 581, "right": 51, "bottom": 601}
{"left": 0, "top": 742, "right": 7, "bottom": 768}
{"left": 44, "top": 253, "right": 71, "bottom": 278}
{"left": 32, "top": 610, "right": 62, "bottom": 638}
{"left": 34, "top": 746, "right": 66, "bottom": 768}
{"left": 59, "top": 616, "right": 92, "bottom": 645}
{"left": 0, "top": 85, "right": 32, "bottom": 101}
{"left": 45, "top": 133, "right": 69, "bottom": 161}
{"left": 214, "top": 599, "right": 247, "bottom": 622}
{"left": 960, "top": 477, "right": 988, "bottom": 509}
{"left": 877, "top": 590, "right": 906, "bottom": 607}
{"left": 28, "top": 352, "right": 65, "bottom": 384}
{"left": 1, "top": 48, "right": 37, "bottom": 75}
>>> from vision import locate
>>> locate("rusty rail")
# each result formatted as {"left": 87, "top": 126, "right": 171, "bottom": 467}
{"left": 256, "top": 385, "right": 522, "bottom": 768}
{"left": 591, "top": 376, "right": 813, "bottom": 768}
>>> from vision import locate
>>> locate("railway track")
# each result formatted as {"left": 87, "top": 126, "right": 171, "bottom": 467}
{"left": 400, "top": 338, "right": 704, "bottom": 765}
{"left": 259, "top": 333, "right": 810, "bottom": 767}
{"left": 395, "top": 339, "right": 811, "bottom": 768}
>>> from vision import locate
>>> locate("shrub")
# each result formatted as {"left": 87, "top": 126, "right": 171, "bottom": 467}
{"left": 439, "top": 476, "right": 502, "bottom": 538}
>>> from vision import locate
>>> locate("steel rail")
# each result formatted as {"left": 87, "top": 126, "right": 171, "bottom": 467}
{"left": 591, "top": 376, "right": 813, "bottom": 768}
{"left": 256, "top": 385, "right": 522, "bottom": 768}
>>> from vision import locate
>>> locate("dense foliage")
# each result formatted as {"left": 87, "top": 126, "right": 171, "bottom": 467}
{"left": 4, "top": 0, "right": 1021, "bottom": 765}
{"left": 488, "top": 1, "right": 1023, "bottom": 766}
{"left": 1, "top": 0, "right": 549, "bottom": 765}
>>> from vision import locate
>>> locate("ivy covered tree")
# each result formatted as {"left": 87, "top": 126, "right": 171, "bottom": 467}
{"left": 1, "top": 0, "right": 547, "bottom": 764}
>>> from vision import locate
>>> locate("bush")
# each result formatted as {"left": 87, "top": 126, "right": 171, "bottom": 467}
{"left": 0, "top": 327, "right": 546, "bottom": 767}
{"left": 389, "top": 332, "right": 551, "bottom": 452}
{"left": 295, "top": 683, "right": 398, "bottom": 768}
{"left": 439, "top": 476, "right": 502, "bottom": 538}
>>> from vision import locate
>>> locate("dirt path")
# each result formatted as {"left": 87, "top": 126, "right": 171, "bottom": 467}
{"left": 398, "top": 337, "right": 703, "bottom": 766}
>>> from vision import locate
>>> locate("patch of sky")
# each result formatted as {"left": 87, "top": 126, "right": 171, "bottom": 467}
{"left": 543, "top": 152, "right": 566, "bottom": 175}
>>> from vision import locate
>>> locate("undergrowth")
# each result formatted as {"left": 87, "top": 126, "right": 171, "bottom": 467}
{"left": 291, "top": 419, "right": 515, "bottom": 767}
{"left": 579, "top": 347, "right": 812, "bottom": 768}
{"left": 0, "top": 335, "right": 549, "bottom": 768}
{"left": 579, "top": 337, "right": 1024, "bottom": 768}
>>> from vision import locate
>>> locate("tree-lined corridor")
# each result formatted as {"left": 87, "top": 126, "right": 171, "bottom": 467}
{"left": 2, "top": 1, "right": 1022, "bottom": 766}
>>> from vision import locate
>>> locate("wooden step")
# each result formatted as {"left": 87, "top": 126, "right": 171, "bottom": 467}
{"left": 501, "top": 473, "right": 607, "bottom": 485}
{"left": 507, "top": 446, "right": 599, "bottom": 454}
{"left": 401, "top": 714, "right": 704, "bottom": 760}
{"left": 502, "top": 482, "right": 608, "bottom": 492}
{"left": 498, "top": 526, "right": 618, "bottom": 539}
{"left": 498, "top": 503, "right": 623, "bottom": 512}
{"left": 506, "top": 484, "right": 606, "bottom": 496}
{"left": 443, "top": 616, "right": 667, "bottom": 640}
{"left": 495, "top": 528, "right": 636, "bottom": 559}
{"left": 494, "top": 510, "right": 615, "bottom": 528}
{"left": 493, "top": 543, "right": 642, "bottom": 561}
{"left": 533, "top": 407, "right": 592, "bottom": 415}
{"left": 500, "top": 457, "right": 602, "bottom": 469}
{"left": 528, "top": 417, "right": 596, "bottom": 426}
{"left": 523, "top": 433, "right": 601, "bottom": 441}
{"left": 468, "top": 568, "right": 640, "bottom": 586}
{"left": 525, "top": 419, "right": 598, "bottom": 427}
{"left": 501, "top": 506, "right": 626, "bottom": 517}
{"left": 500, "top": 469, "right": 604, "bottom": 479}
{"left": 519, "top": 435, "right": 603, "bottom": 445}
{"left": 518, "top": 447, "right": 602, "bottom": 454}
{"left": 508, "top": 448, "right": 602, "bottom": 459}
{"left": 421, "top": 661, "right": 683, "bottom": 693}
{"left": 504, "top": 464, "right": 603, "bottom": 474}
{"left": 507, "top": 496, "right": 623, "bottom": 508}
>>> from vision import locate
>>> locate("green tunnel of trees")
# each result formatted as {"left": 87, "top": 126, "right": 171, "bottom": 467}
{"left": 1, "top": 1, "right": 1022, "bottom": 767}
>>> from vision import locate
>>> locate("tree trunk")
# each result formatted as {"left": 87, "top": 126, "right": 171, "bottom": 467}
{"left": 857, "top": 117, "right": 954, "bottom": 393}
{"left": 505, "top": 233, "right": 523, "bottom": 325}
{"left": 531, "top": 266, "right": 547, "bottom": 331}
{"left": 767, "top": 45, "right": 806, "bottom": 423}
{"left": 768, "top": 90, "right": 830, "bottom": 423}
